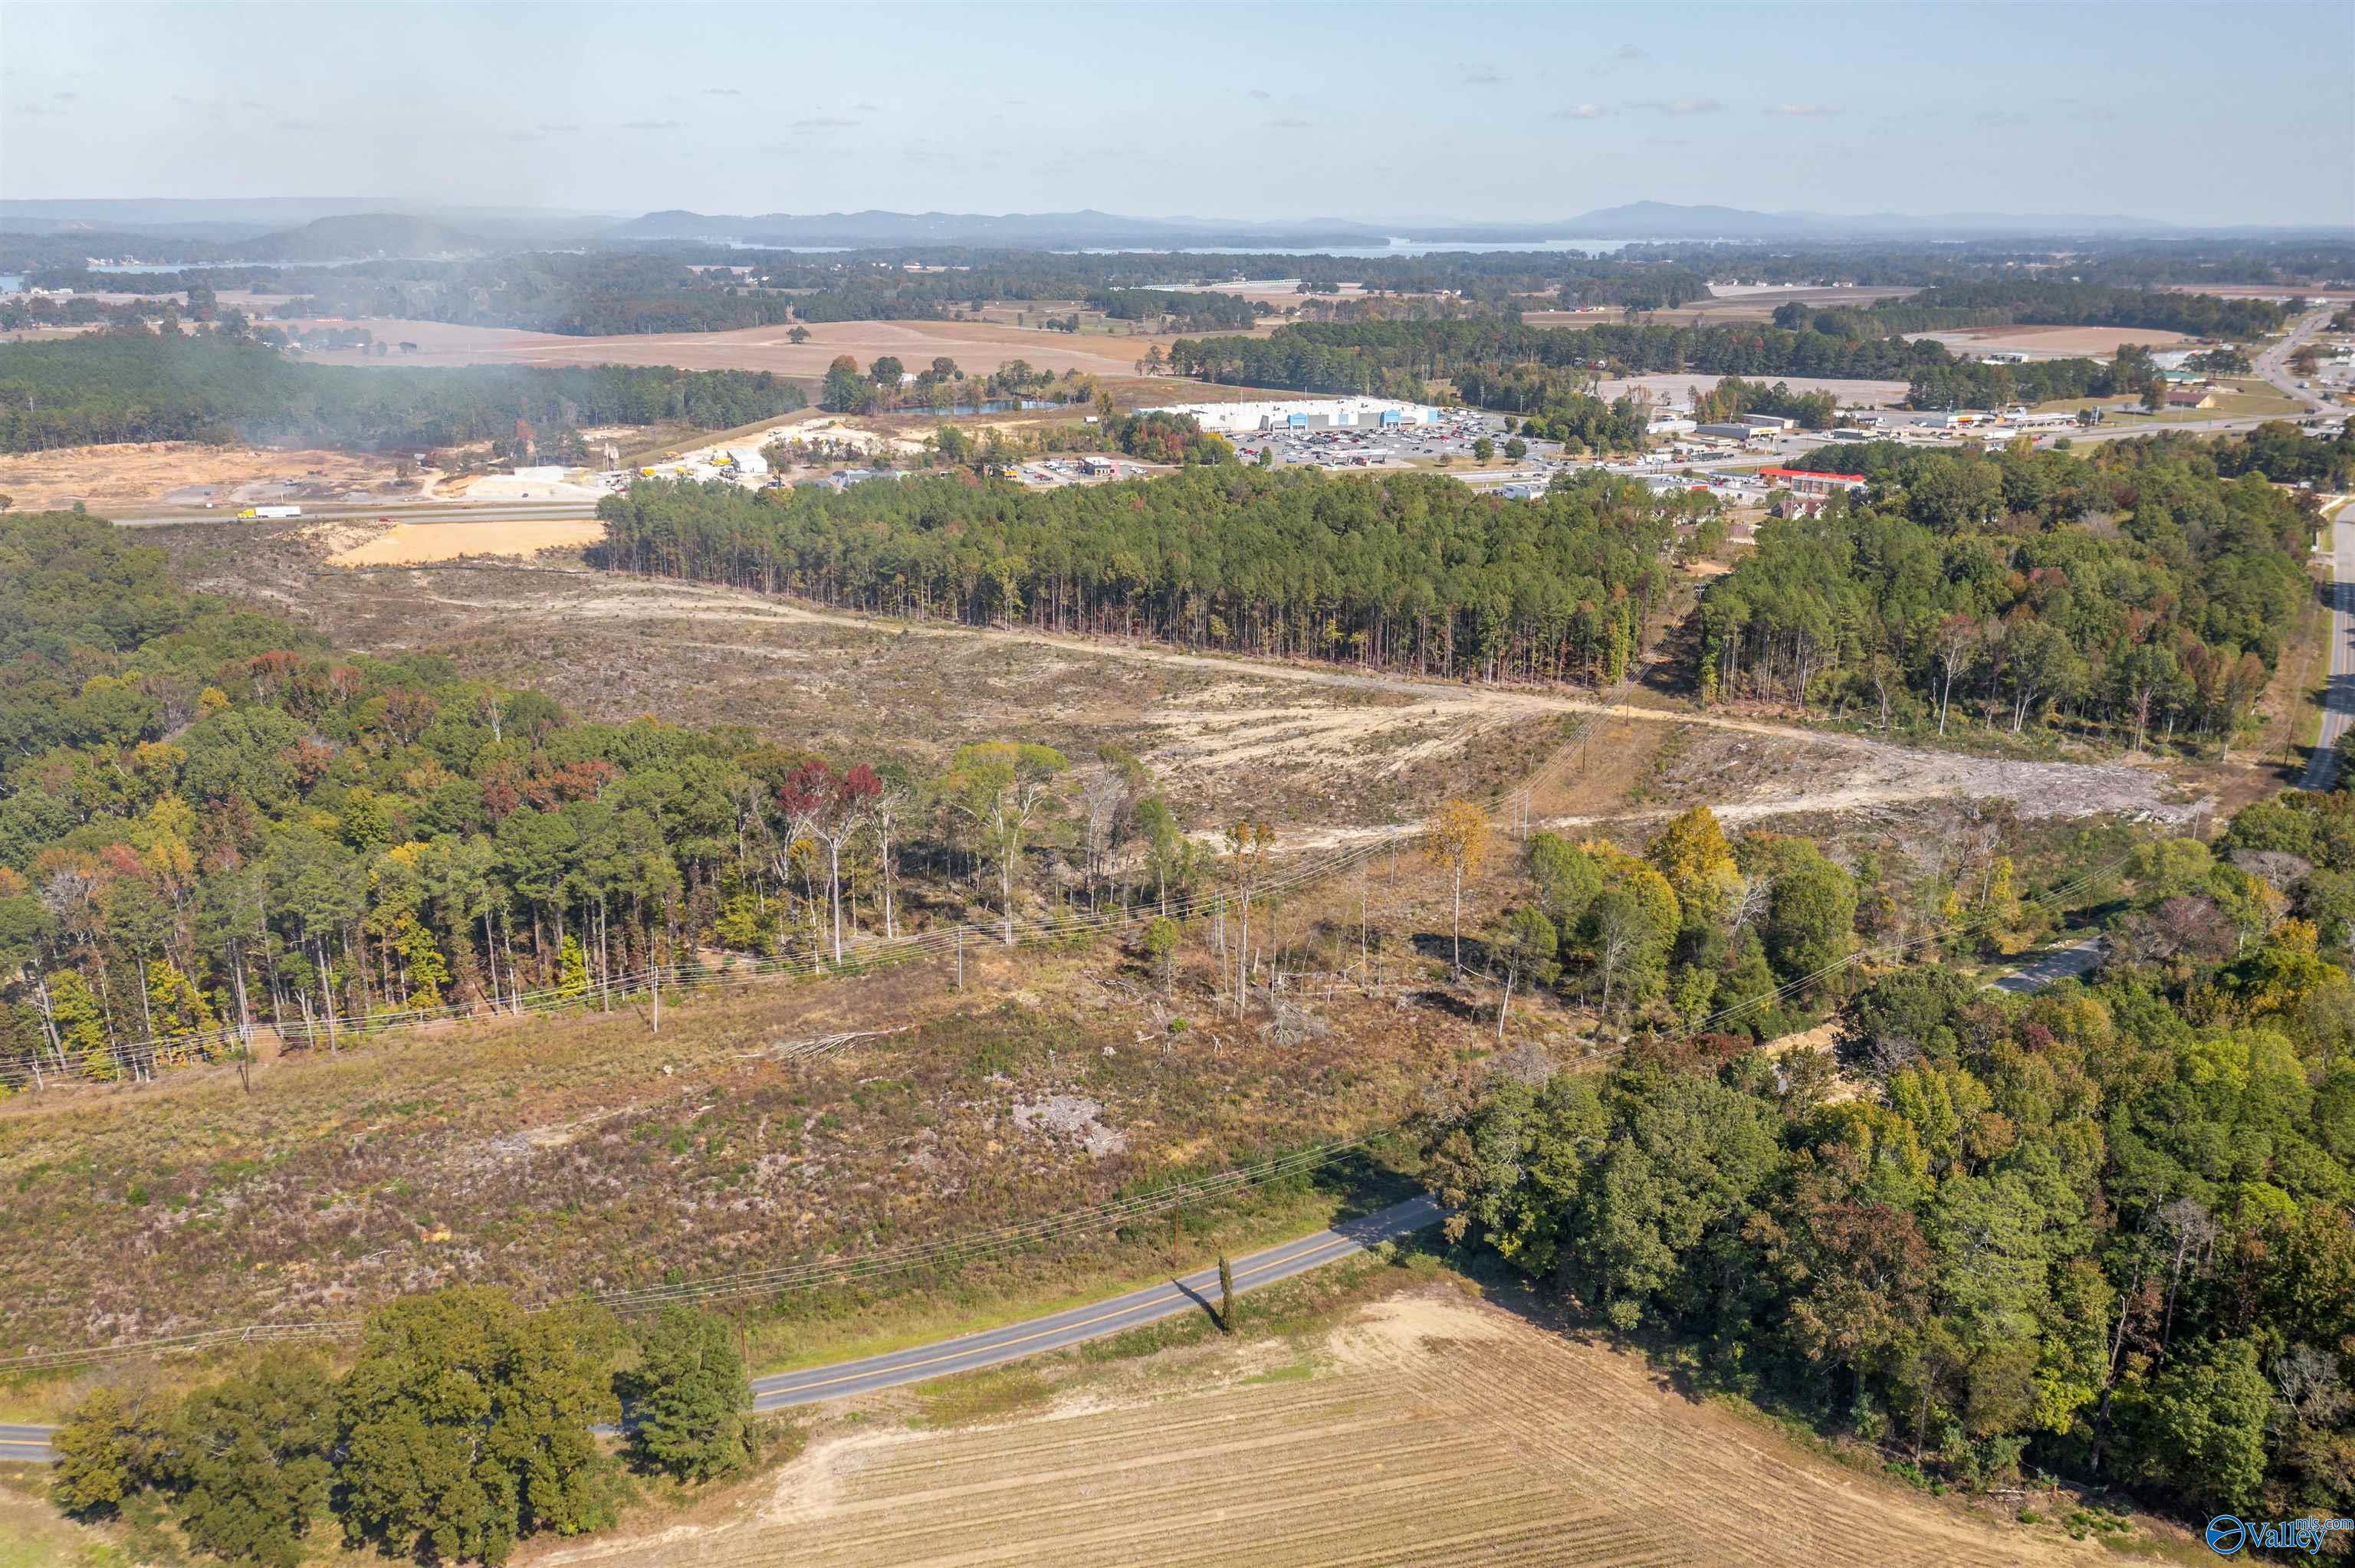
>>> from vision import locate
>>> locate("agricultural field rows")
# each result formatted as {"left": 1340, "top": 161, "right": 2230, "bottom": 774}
{"left": 540, "top": 1289, "right": 2084, "bottom": 1568}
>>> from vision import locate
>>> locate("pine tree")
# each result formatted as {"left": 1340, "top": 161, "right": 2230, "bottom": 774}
{"left": 624, "top": 1306, "right": 756, "bottom": 1482}
{"left": 1217, "top": 1252, "right": 1236, "bottom": 1333}
{"left": 556, "top": 933, "right": 590, "bottom": 999}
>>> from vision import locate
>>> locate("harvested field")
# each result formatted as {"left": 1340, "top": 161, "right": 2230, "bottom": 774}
{"left": 1909, "top": 324, "right": 2199, "bottom": 359}
{"left": 537, "top": 1285, "right": 2084, "bottom": 1568}
{"left": 0, "top": 439, "right": 405, "bottom": 513}
{"left": 268, "top": 314, "right": 1189, "bottom": 382}
{"left": 324, "top": 517, "right": 606, "bottom": 566}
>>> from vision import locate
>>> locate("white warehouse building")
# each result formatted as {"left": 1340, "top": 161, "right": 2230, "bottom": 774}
{"left": 1142, "top": 395, "right": 1450, "bottom": 434}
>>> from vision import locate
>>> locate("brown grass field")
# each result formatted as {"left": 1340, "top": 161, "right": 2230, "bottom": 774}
{"left": 528, "top": 1283, "right": 2102, "bottom": 1568}
{"left": 268, "top": 314, "right": 1191, "bottom": 381}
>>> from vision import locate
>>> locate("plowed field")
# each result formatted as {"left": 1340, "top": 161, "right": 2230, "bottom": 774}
{"left": 536, "top": 1291, "right": 2080, "bottom": 1568}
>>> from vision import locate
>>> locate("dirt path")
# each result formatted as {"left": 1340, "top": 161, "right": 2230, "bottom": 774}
{"left": 394, "top": 571, "right": 2202, "bottom": 826}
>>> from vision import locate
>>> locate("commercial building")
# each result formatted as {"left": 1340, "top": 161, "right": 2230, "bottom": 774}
{"left": 1142, "top": 396, "right": 1448, "bottom": 434}
{"left": 1736, "top": 413, "right": 1797, "bottom": 431}
{"left": 1079, "top": 455, "right": 1118, "bottom": 476}
{"left": 1694, "top": 422, "right": 1772, "bottom": 442}
{"left": 1759, "top": 467, "right": 1869, "bottom": 497}
{"left": 2166, "top": 386, "right": 2219, "bottom": 409}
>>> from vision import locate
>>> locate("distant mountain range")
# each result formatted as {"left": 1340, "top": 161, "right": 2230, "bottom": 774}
{"left": 603, "top": 202, "right": 2354, "bottom": 248}
{"left": 2, "top": 199, "right": 2345, "bottom": 264}
{"left": 606, "top": 208, "right": 1381, "bottom": 248}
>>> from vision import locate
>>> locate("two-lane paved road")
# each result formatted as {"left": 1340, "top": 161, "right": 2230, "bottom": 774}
{"left": 0, "top": 1195, "right": 1444, "bottom": 1466}
{"left": 0, "top": 1423, "right": 57, "bottom": 1465}
{"left": 751, "top": 1195, "right": 1442, "bottom": 1411}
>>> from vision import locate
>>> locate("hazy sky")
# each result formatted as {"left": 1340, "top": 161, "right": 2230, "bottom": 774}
{"left": 2, "top": 0, "right": 2349, "bottom": 227}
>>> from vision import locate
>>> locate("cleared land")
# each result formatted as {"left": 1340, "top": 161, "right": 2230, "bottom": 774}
{"left": 153, "top": 530, "right": 2204, "bottom": 839}
{"left": 534, "top": 1284, "right": 2089, "bottom": 1568}
{"left": 322, "top": 516, "right": 606, "bottom": 566}
{"left": 0, "top": 935, "right": 1481, "bottom": 1366}
{"left": 258, "top": 314, "right": 1190, "bottom": 381}
{"left": 0, "top": 440, "right": 407, "bottom": 513}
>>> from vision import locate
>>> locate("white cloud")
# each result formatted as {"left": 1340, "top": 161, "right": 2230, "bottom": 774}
{"left": 1765, "top": 102, "right": 1840, "bottom": 117}
{"left": 1552, "top": 103, "right": 1607, "bottom": 120}
{"left": 1627, "top": 97, "right": 1724, "bottom": 116}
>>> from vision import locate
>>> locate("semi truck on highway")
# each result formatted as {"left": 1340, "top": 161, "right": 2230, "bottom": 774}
{"left": 237, "top": 505, "right": 303, "bottom": 519}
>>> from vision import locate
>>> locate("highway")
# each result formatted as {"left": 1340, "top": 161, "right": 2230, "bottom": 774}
{"left": 0, "top": 1195, "right": 1442, "bottom": 1465}
{"left": 2256, "top": 304, "right": 2344, "bottom": 418}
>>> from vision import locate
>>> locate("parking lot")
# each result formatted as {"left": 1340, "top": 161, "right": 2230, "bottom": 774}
{"left": 1230, "top": 411, "right": 1569, "bottom": 472}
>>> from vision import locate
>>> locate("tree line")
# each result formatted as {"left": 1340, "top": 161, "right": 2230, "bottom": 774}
{"left": 1693, "top": 436, "right": 2317, "bottom": 751}
{"left": 1779, "top": 280, "right": 2289, "bottom": 341}
{"left": 0, "top": 328, "right": 805, "bottom": 452}
{"left": 51, "top": 1288, "right": 758, "bottom": 1566}
{"left": 591, "top": 466, "right": 1687, "bottom": 684}
{"left": 1163, "top": 317, "right": 2123, "bottom": 410}
{"left": 1424, "top": 786, "right": 2355, "bottom": 1533}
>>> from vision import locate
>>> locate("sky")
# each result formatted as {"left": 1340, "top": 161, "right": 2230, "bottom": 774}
{"left": 1, "top": 0, "right": 2350, "bottom": 228}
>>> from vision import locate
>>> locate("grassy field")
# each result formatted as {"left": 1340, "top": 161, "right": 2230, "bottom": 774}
{"left": 0, "top": 920, "right": 1512, "bottom": 1417}
{"left": 2033, "top": 378, "right": 2305, "bottom": 425}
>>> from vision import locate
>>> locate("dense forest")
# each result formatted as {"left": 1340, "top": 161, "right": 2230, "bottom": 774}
{"left": 0, "top": 510, "right": 1226, "bottom": 1088}
{"left": 1782, "top": 280, "right": 2289, "bottom": 340}
{"left": 593, "top": 466, "right": 1694, "bottom": 681}
{"left": 1424, "top": 786, "right": 2355, "bottom": 1531}
{"left": 0, "top": 328, "right": 805, "bottom": 451}
{"left": 1165, "top": 318, "right": 2120, "bottom": 410}
{"left": 1694, "top": 435, "right": 2323, "bottom": 751}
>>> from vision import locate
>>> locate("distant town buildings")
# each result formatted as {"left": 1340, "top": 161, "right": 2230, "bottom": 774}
{"left": 1141, "top": 396, "right": 1448, "bottom": 434}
